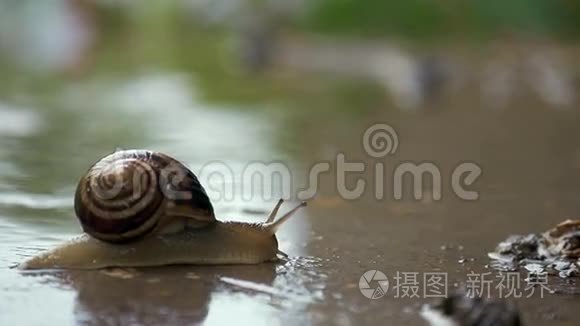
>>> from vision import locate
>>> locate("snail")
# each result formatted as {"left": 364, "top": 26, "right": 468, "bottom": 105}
{"left": 19, "top": 150, "right": 306, "bottom": 270}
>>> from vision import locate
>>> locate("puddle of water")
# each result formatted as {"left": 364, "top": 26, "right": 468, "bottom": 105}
{"left": 0, "top": 192, "right": 71, "bottom": 210}
{"left": 0, "top": 71, "right": 320, "bottom": 325}
{"left": 3, "top": 252, "right": 326, "bottom": 325}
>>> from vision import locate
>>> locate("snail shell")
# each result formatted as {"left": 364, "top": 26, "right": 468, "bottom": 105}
{"left": 74, "top": 150, "right": 215, "bottom": 243}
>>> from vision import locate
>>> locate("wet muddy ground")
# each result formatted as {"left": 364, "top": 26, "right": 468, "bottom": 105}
{"left": 1, "top": 69, "right": 580, "bottom": 325}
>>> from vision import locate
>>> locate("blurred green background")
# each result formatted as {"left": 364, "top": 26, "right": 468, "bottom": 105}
{"left": 305, "top": 0, "right": 580, "bottom": 40}
{"left": 0, "top": 0, "right": 579, "bottom": 103}
{"left": 0, "top": 0, "right": 579, "bottom": 223}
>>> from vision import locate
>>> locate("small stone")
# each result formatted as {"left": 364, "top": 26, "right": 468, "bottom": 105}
{"left": 524, "top": 263, "right": 545, "bottom": 274}
{"left": 552, "top": 261, "right": 571, "bottom": 271}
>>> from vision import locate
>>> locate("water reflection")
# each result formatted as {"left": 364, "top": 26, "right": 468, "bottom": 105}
{"left": 68, "top": 266, "right": 275, "bottom": 325}
{"left": 11, "top": 256, "right": 326, "bottom": 325}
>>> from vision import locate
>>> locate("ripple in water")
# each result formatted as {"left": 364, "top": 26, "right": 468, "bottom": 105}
{"left": 0, "top": 192, "right": 71, "bottom": 210}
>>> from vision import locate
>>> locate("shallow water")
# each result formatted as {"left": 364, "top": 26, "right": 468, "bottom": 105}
{"left": 1, "top": 68, "right": 580, "bottom": 326}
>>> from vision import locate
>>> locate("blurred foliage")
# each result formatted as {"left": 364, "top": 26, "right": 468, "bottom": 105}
{"left": 0, "top": 0, "right": 382, "bottom": 114}
{"left": 302, "top": 0, "right": 580, "bottom": 40}
{"left": 2, "top": 0, "right": 578, "bottom": 118}
{"left": 87, "top": 4, "right": 384, "bottom": 113}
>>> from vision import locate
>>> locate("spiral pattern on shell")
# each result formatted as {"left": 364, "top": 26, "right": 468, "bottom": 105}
{"left": 74, "top": 150, "right": 215, "bottom": 243}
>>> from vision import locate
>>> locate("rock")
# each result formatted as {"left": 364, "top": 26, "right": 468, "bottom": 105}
{"left": 421, "top": 291, "right": 521, "bottom": 326}
{"left": 489, "top": 220, "right": 580, "bottom": 278}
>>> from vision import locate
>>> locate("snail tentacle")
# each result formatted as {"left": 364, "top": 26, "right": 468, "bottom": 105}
{"left": 263, "top": 201, "right": 307, "bottom": 234}
{"left": 266, "top": 198, "right": 284, "bottom": 223}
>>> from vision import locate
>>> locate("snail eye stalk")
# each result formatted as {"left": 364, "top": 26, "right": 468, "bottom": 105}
{"left": 263, "top": 201, "right": 307, "bottom": 234}
{"left": 265, "top": 199, "right": 284, "bottom": 223}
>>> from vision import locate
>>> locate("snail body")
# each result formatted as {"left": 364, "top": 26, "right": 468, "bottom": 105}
{"left": 20, "top": 150, "right": 305, "bottom": 270}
